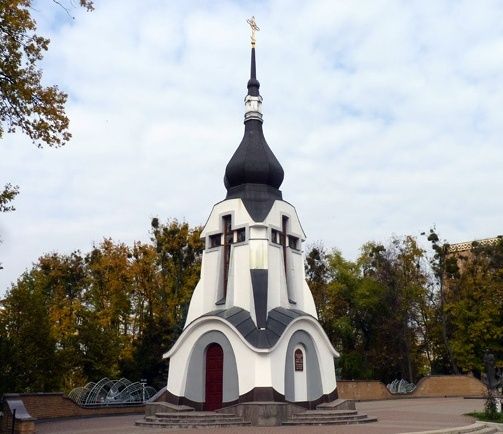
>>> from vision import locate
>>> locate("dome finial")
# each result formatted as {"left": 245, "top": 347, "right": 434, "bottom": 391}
{"left": 245, "top": 17, "right": 261, "bottom": 119}
{"left": 246, "top": 16, "right": 260, "bottom": 47}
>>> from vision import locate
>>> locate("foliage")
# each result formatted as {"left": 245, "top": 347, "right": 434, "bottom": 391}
{"left": 0, "top": 183, "right": 20, "bottom": 269}
{"left": 424, "top": 228, "right": 460, "bottom": 374}
{"left": 307, "top": 232, "right": 503, "bottom": 383}
{"left": 1, "top": 221, "right": 502, "bottom": 393}
{"left": 0, "top": 218, "right": 203, "bottom": 394}
{"left": 0, "top": 183, "right": 19, "bottom": 212}
{"left": 468, "top": 404, "right": 503, "bottom": 423}
{"left": 445, "top": 238, "right": 503, "bottom": 373}
{"left": 0, "top": 0, "right": 93, "bottom": 147}
{"left": 0, "top": 272, "right": 59, "bottom": 392}
{"left": 358, "top": 237, "right": 430, "bottom": 382}
{"left": 484, "top": 389, "right": 499, "bottom": 420}
{"left": 307, "top": 236, "right": 431, "bottom": 383}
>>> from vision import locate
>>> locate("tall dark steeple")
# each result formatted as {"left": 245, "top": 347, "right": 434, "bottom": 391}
{"left": 224, "top": 37, "right": 284, "bottom": 222}
{"left": 246, "top": 47, "right": 260, "bottom": 97}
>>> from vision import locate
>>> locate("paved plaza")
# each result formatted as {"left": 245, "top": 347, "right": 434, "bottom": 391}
{"left": 36, "top": 397, "right": 490, "bottom": 434}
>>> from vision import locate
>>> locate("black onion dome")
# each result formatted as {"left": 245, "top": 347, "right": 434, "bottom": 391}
{"left": 223, "top": 47, "right": 284, "bottom": 222}
{"left": 225, "top": 120, "right": 284, "bottom": 189}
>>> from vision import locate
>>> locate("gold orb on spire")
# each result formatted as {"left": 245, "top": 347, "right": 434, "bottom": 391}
{"left": 246, "top": 16, "right": 260, "bottom": 47}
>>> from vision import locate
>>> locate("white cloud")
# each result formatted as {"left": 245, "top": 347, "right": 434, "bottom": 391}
{"left": 2, "top": 0, "right": 503, "bottom": 293}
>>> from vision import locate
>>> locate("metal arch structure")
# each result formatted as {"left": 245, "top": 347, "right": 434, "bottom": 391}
{"left": 85, "top": 377, "right": 112, "bottom": 405}
{"left": 68, "top": 378, "right": 156, "bottom": 407}
{"left": 116, "top": 382, "right": 150, "bottom": 403}
{"left": 108, "top": 378, "right": 132, "bottom": 400}
{"left": 386, "top": 378, "right": 416, "bottom": 394}
{"left": 67, "top": 387, "right": 88, "bottom": 404}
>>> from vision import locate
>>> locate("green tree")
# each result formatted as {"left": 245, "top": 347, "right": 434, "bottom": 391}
{"left": 150, "top": 218, "right": 203, "bottom": 333}
{"left": 0, "top": 183, "right": 19, "bottom": 212}
{"left": 306, "top": 244, "right": 377, "bottom": 379}
{"left": 83, "top": 239, "right": 135, "bottom": 380}
{"left": 131, "top": 218, "right": 204, "bottom": 388}
{"left": 425, "top": 229, "right": 460, "bottom": 374}
{"left": 359, "top": 237, "right": 430, "bottom": 382}
{"left": 0, "top": 272, "right": 59, "bottom": 393}
{"left": 308, "top": 246, "right": 379, "bottom": 380}
{"left": 305, "top": 243, "right": 331, "bottom": 324}
{"left": 307, "top": 236, "right": 431, "bottom": 383}
{"left": 35, "top": 251, "right": 88, "bottom": 389}
{"left": 0, "top": 183, "right": 19, "bottom": 269}
{"left": 0, "top": 218, "right": 204, "bottom": 393}
{"left": 129, "top": 241, "right": 160, "bottom": 339}
{"left": 446, "top": 239, "right": 503, "bottom": 372}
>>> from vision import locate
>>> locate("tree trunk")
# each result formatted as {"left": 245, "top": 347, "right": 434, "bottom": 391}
{"left": 439, "top": 279, "right": 459, "bottom": 374}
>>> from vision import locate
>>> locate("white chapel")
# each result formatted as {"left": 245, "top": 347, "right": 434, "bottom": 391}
{"left": 162, "top": 26, "right": 339, "bottom": 411}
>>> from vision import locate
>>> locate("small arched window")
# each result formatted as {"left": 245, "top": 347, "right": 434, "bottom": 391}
{"left": 294, "top": 348, "right": 304, "bottom": 372}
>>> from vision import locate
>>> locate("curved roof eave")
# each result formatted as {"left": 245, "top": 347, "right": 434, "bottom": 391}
{"left": 163, "top": 314, "right": 339, "bottom": 359}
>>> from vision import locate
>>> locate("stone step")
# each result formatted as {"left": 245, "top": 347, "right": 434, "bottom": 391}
{"left": 296, "top": 409, "right": 358, "bottom": 415}
{"left": 317, "top": 399, "right": 355, "bottom": 411}
{"left": 136, "top": 419, "right": 251, "bottom": 429}
{"left": 152, "top": 411, "right": 236, "bottom": 419}
{"left": 291, "top": 413, "right": 370, "bottom": 421}
{"left": 299, "top": 409, "right": 358, "bottom": 416}
{"left": 291, "top": 411, "right": 362, "bottom": 418}
{"left": 146, "top": 402, "right": 195, "bottom": 413}
{"left": 282, "top": 416, "right": 378, "bottom": 426}
{"left": 154, "top": 411, "right": 235, "bottom": 418}
{"left": 146, "top": 415, "right": 245, "bottom": 423}
{"left": 137, "top": 409, "right": 250, "bottom": 429}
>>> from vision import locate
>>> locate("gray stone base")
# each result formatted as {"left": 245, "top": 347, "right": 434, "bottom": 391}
{"left": 317, "top": 398, "right": 356, "bottom": 410}
{"left": 144, "top": 402, "right": 194, "bottom": 417}
{"left": 218, "top": 401, "right": 305, "bottom": 426}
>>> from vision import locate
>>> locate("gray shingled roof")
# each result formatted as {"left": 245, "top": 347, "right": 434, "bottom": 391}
{"left": 202, "top": 306, "right": 310, "bottom": 349}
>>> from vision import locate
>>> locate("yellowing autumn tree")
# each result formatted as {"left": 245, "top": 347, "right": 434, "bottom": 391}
{"left": 0, "top": 219, "right": 204, "bottom": 393}
{"left": 0, "top": 0, "right": 93, "bottom": 147}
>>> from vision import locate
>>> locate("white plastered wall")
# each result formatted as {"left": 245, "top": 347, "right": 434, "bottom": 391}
{"left": 268, "top": 318, "right": 337, "bottom": 395}
{"left": 185, "top": 198, "right": 318, "bottom": 326}
{"left": 165, "top": 316, "right": 337, "bottom": 398}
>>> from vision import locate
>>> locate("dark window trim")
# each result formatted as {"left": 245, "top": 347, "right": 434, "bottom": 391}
{"left": 271, "top": 228, "right": 282, "bottom": 245}
{"left": 282, "top": 216, "right": 288, "bottom": 276}
{"left": 235, "top": 227, "right": 246, "bottom": 243}
{"left": 209, "top": 233, "right": 222, "bottom": 249}
{"left": 288, "top": 235, "right": 300, "bottom": 251}
{"left": 223, "top": 215, "right": 232, "bottom": 298}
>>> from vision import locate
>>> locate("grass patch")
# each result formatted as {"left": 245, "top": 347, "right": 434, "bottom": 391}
{"left": 467, "top": 411, "right": 503, "bottom": 423}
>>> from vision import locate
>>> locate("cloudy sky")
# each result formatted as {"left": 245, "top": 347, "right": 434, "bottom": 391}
{"left": 1, "top": 0, "right": 502, "bottom": 294}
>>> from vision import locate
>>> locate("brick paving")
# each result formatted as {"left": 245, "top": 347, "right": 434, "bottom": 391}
{"left": 36, "top": 397, "right": 486, "bottom": 434}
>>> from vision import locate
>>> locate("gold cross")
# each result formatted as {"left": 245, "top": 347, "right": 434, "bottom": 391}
{"left": 246, "top": 16, "right": 260, "bottom": 47}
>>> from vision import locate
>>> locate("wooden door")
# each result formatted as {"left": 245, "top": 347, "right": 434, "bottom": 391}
{"left": 204, "top": 343, "right": 223, "bottom": 410}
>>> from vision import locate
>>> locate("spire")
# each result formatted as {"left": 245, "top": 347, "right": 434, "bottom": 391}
{"left": 247, "top": 47, "right": 260, "bottom": 97}
{"left": 223, "top": 18, "right": 284, "bottom": 222}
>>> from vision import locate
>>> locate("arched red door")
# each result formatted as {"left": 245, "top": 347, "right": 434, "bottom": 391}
{"left": 204, "top": 343, "right": 223, "bottom": 410}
